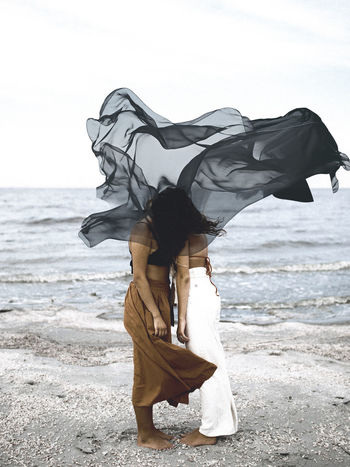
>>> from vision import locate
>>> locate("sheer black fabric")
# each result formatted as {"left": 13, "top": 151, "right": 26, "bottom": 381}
{"left": 78, "top": 87, "right": 349, "bottom": 252}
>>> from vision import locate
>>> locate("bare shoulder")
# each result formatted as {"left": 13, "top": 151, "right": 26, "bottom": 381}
{"left": 188, "top": 233, "right": 208, "bottom": 255}
{"left": 129, "top": 219, "right": 152, "bottom": 245}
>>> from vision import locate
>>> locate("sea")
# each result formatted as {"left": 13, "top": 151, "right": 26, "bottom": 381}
{"left": 0, "top": 187, "right": 349, "bottom": 325}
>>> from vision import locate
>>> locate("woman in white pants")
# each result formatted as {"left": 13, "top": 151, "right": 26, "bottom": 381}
{"left": 175, "top": 234, "right": 238, "bottom": 446}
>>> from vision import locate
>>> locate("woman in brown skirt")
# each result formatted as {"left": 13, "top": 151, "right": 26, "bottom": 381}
{"left": 123, "top": 188, "right": 224, "bottom": 450}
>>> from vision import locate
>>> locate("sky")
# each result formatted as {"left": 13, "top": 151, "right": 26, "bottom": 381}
{"left": 0, "top": 0, "right": 349, "bottom": 188}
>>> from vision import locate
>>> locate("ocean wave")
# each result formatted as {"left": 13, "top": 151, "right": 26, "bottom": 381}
{"left": 260, "top": 239, "right": 341, "bottom": 248}
{"left": 1, "top": 260, "right": 349, "bottom": 283}
{"left": 214, "top": 261, "right": 350, "bottom": 274}
{"left": 25, "top": 216, "right": 83, "bottom": 225}
{"left": 222, "top": 295, "right": 350, "bottom": 311}
{"left": 0, "top": 271, "right": 130, "bottom": 283}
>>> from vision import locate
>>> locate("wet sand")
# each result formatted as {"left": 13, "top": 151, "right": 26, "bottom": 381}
{"left": 0, "top": 307, "right": 349, "bottom": 466}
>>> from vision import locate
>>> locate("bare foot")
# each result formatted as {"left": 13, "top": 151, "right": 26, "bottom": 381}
{"left": 152, "top": 427, "right": 174, "bottom": 440}
{"left": 179, "top": 428, "right": 217, "bottom": 447}
{"left": 137, "top": 434, "right": 173, "bottom": 450}
{"left": 180, "top": 427, "right": 197, "bottom": 438}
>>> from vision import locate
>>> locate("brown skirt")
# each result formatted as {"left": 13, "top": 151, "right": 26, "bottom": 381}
{"left": 123, "top": 279, "right": 217, "bottom": 407}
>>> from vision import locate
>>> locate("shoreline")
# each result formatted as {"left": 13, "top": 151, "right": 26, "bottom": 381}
{"left": 0, "top": 307, "right": 349, "bottom": 466}
{"left": 96, "top": 310, "right": 350, "bottom": 327}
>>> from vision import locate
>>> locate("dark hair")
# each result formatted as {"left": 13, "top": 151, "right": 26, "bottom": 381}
{"left": 145, "top": 187, "right": 225, "bottom": 261}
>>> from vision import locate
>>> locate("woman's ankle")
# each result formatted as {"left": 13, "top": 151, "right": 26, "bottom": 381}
{"left": 137, "top": 429, "right": 157, "bottom": 441}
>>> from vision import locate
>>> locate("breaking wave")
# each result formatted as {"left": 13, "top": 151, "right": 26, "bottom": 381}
{"left": 1, "top": 261, "right": 349, "bottom": 283}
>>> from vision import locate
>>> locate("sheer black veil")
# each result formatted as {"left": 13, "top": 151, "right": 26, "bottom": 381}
{"left": 78, "top": 88, "right": 349, "bottom": 253}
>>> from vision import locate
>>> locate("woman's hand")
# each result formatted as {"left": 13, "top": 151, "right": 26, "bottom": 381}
{"left": 153, "top": 314, "right": 168, "bottom": 338}
{"left": 177, "top": 319, "right": 189, "bottom": 344}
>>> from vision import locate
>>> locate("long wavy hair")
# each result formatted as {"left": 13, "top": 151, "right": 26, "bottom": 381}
{"left": 144, "top": 187, "right": 226, "bottom": 262}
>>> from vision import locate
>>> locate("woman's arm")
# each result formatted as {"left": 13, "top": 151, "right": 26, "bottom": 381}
{"left": 129, "top": 223, "right": 167, "bottom": 337}
{"left": 175, "top": 240, "right": 190, "bottom": 343}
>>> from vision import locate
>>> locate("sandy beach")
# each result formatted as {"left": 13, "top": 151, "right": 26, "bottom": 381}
{"left": 0, "top": 306, "right": 349, "bottom": 467}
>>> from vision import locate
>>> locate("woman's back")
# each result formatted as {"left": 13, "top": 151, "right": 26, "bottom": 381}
{"left": 129, "top": 220, "right": 211, "bottom": 279}
{"left": 129, "top": 218, "right": 170, "bottom": 282}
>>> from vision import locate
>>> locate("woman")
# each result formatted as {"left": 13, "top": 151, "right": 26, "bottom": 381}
{"left": 176, "top": 233, "right": 239, "bottom": 446}
{"left": 124, "top": 188, "right": 220, "bottom": 450}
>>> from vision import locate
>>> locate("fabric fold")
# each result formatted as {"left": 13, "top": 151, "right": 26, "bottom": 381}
{"left": 79, "top": 88, "right": 349, "bottom": 251}
{"left": 124, "top": 280, "right": 217, "bottom": 407}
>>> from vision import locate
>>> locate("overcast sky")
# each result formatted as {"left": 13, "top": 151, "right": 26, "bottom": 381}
{"left": 1, "top": 0, "right": 349, "bottom": 188}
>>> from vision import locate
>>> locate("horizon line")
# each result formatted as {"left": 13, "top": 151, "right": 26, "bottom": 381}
{"left": 0, "top": 186, "right": 349, "bottom": 190}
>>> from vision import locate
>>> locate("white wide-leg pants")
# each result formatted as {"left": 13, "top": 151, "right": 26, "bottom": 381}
{"left": 185, "top": 267, "right": 238, "bottom": 437}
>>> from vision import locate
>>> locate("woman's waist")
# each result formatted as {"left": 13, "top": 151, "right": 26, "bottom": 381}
{"left": 130, "top": 278, "right": 170, "bottom": 289}
{"left": 189, "top": 266, "right": 211, "bottom": 278}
